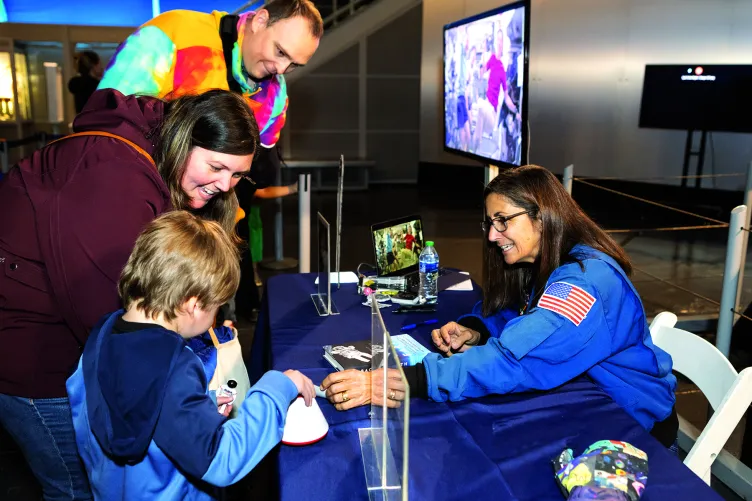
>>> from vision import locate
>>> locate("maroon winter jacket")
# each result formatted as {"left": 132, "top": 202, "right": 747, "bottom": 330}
{"left": 0, "top": 89, "right": 172, "bottom": 398}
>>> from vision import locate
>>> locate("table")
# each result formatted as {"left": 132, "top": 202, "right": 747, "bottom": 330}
{"left": 251, "top": 273, "right": 723, "bottom": 501}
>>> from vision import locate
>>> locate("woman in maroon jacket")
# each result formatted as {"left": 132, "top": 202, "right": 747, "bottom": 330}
{"left": 0, "top": 88, "right": 258, "bottom": 500}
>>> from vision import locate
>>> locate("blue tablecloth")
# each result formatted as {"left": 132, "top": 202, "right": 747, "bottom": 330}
{"left": 252, "top": 273, "right": 722, "bottom": 501}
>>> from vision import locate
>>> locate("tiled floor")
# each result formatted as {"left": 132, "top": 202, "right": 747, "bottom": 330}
{"left": 3, "top": 182, "right": 751, "bottom": 500}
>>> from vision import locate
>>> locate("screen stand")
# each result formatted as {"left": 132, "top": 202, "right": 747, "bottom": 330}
{"left": 681, "top": 130, "right": 708, "bottom": 189}
{"left": 485, "top": 164, "right": 499, "bottom": 185}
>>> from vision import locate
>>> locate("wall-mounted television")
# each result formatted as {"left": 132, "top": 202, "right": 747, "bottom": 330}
{"left": 639, "top": 64, "right": 752, "bottom": 133}
{"left": 443, "top": 0, "right": 530, "bottom": 167}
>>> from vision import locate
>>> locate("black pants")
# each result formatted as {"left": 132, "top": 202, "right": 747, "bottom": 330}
{"left": 650, "top": 405, "right": 679, "bottom": 449}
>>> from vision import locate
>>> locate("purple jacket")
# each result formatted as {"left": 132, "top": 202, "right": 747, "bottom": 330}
{"left": 0, "top": 89, "right": 172, "bottom": 398}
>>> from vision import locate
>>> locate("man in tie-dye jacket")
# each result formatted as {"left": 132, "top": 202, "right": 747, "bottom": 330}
{"left": 99, "top": 0, "right": 323, "bottom": 148}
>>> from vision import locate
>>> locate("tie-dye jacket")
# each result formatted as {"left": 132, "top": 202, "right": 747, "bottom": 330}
{"left": 99, "top": 10, "right": 286, "bottom": 148}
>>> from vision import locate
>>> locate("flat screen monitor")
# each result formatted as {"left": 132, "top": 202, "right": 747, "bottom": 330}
{"left": 639, "top": 64, "right": 752, "bottom": 133}
{"left": 443, "top": 0, "right": 530, "bottom": 167}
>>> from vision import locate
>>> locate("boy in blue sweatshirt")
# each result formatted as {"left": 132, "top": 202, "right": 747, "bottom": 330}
{"left": 66, "top": 211, "right": 315, "bottom": 500}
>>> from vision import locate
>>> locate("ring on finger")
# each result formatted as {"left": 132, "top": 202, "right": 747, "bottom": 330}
{"left": 389, "top": 389, "right": 396, "bottom": 400}
{"left": 342, "top": 391, "right": 349, "bottom": 402}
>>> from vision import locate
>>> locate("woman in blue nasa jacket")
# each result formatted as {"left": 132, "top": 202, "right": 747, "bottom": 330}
{"left": 322, "top": 165, "right": 678, "bottom": 446}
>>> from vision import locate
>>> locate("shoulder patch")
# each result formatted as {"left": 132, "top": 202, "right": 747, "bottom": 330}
{"left": 537, "top": 281, "right": 596, "bottom": 326}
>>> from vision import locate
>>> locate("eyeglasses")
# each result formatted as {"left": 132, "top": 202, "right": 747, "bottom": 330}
{"left": 480, "top": 210, "right": 531, "bottom": 233}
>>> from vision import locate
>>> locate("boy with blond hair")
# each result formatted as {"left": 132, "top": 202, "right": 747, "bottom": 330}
{"left": 66, "top": 211, "right": 315, "bottom": 500}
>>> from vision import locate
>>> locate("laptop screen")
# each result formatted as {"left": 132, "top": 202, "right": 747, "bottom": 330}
{"left": 371, "top": 215, "right": 425, "bottom": 277}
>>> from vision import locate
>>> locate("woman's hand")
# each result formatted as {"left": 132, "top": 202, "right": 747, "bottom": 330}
{"left": 321, "top": 369, "right": 406, "bottom": 411}
{"left": 283, "top": 370, "right": 316, "bottom": 406}
{"left": 431, "top": 322, "right": 481, "bottom": 356}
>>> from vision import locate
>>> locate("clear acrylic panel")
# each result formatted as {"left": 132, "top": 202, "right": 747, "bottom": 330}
{"left": 359, "top": 299, "right": 409, "bottom": 501}
{"left": 311, "top": 212, "right": 339, "bottom": 316}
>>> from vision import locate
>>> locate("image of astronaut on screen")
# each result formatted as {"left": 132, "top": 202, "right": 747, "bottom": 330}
{"left": 445, "top": 7, "right": 524, "bottom": 165}
{"left": 374, "top": 220, "right": 424, "bottom": 274}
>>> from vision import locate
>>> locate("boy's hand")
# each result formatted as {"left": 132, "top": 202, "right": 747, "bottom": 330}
{"left": 217, "top": 395, "right": 233, "bottom": 417}
{"left": 284, "top": 370, "right": 315, "bottom": 407}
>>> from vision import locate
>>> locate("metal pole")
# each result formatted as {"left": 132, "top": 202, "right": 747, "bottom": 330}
{"left": 484, "top": 164, "right": 498, "bottom": 186}
{"left": 260, "top": 164, "right": 297, "bottom": 271}
{"left": 299, "top": 173, "right": 311, "bottom": 273}
{"left": 563, "top": 164, "right": 574, "bottom": 195}
{"left": 735, "top": 160, "right": 752, "bottom": 323}
{"left": 717, "top": 205, "right": 747, "bottom": 357}
{"left": 274, "top": 167, "right": 284, "bottom": 261}
{"left": 335, "top": 155, "right": 344, "bottom": 288}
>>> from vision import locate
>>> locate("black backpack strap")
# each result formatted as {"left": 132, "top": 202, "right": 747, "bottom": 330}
{"left": 219, "top": 14, "right": 242, "bottom": 93}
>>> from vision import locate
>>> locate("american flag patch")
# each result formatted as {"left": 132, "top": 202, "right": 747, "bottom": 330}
{"left": 537, "top": 282, "right": 596, "bottom": 326}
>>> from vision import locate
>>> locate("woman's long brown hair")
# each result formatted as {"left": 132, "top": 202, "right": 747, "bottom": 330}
{"left": 482, "top": 165, "right": 631, "bottom": 316}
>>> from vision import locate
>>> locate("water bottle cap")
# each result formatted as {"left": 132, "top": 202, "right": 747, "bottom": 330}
{"left": 426, "top": 241, "right": 434, "bottom": 247}
{"left": 227, "top": 379, "right": 237, "bottom": 388}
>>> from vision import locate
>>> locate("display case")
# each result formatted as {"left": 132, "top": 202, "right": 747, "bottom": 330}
{"left": 0, "top": 38, "right": 32, "bottom": 123}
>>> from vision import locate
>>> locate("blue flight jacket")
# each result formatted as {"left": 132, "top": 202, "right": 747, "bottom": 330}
{"left": 66, "top": 311, "right": 298, "bottom": 500}
{"left": 422, "top": 244, "right": 676, "bottom": 430}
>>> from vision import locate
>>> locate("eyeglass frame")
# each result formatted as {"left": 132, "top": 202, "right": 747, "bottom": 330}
{"left": 480, "top": 210, "right": 532, "bottom": 233}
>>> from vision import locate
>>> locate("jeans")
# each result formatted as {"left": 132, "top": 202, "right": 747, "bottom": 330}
{"left": 0, "top": 393, "right": 92, "bottom": 500}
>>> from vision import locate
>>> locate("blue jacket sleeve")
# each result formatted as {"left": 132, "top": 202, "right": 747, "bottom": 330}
{"left": 423, "top": 263, "right": 617, "bottom": 402}
{"left": 201, "top": 371, "right": 297, "bottom": 486}
{"left": 457, "top": 300, "right": 520, "bottom": 339}
{"left": 152, "top": 349, "right": 297, "bottom": 485}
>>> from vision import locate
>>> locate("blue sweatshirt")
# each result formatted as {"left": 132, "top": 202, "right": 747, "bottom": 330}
{"left": 66, "top": 311, "right": 298, "bottom": 500}
{"left": 422, "top": 245, "right": 677, "bottom": 430}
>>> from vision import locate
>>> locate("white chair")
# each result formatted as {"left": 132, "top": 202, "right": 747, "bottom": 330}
{"left": 649, "top": 311, "right": 752, "bottom": 485}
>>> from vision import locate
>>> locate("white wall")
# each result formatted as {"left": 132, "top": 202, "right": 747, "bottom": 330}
{"left": 420, "top": 0, "right": 752, "bottom": 190}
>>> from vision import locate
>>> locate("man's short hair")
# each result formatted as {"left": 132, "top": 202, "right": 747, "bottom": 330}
{"left": 118, "top": 211, "right": 240, "bottom": 321}
{"left": 264, "top": 0, "right": 324, "bottom": 38}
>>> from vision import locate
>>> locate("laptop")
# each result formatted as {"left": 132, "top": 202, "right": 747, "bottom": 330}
{"left": 370, "top": 215, "right": 463, "bottom": 293}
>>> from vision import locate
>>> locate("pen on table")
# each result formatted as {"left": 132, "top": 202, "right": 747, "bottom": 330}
{"left": 400, "top": 319, "right": 439, "bottom": 332}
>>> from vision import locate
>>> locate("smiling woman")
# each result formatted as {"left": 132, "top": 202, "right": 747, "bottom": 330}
{"left": 322, "top": 165, "right": 679, "bottom": 451}
{"left": 0, "top": 87, "right": 259, "bottom": 500}
{"left": 155, "top": 89, "right": 259, "bottom": 235}
{"left": 180, "top": 145, "right": 254, "bottom": 210}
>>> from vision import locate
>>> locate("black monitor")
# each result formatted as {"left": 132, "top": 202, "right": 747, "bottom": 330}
{"left": 443, "top": 0, "right": 530, "bottom": 167}
{"left": 639, "top": 64, "right": 752, "bottom": 133}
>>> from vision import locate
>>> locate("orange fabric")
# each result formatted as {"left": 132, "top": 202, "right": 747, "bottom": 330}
{"left": 234, "top": 207, "right": 245, "bottom": 224}
{"left": 49, "top": 131, "right": 155, "bottom": 169}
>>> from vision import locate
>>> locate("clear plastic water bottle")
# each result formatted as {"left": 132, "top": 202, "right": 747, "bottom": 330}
{"left": 419, "top": 241, "right": 439, "bottom": 304}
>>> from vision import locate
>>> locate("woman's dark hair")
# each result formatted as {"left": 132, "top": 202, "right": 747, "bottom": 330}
{"left": 153, "top": 90, "right": 259, "bottom": 237}
{"left": 75, "top": 50, "right": 100, "bottom": 76}
{"left": 482, "top": 165, "right": 631, "bottom": 316}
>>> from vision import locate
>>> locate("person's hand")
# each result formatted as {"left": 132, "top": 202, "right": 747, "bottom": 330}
{"left": 321, "top": 369, "right": 370, "bottom": 411}
{"left": 289, "top": 181, "right": 298, "bottom": 195}
{"left": 370, "top": 368, "right": 406, "bottom": 408}
{"left": 284, "top": 370, "right": 316, "bottom": 407}
{"left": 222, "top": 320, "right": 234, "bottom": 328}
{"left": 321, "top": 369, "right": 405, "bottom": 411}
{"left": 217, "top": 395, "right": 233, "bottom": 417}
{"left": 431, "top": 322, "right": 481, "bottom": 356}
